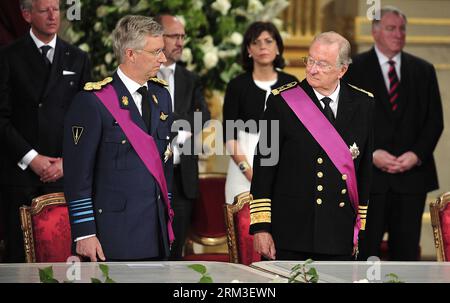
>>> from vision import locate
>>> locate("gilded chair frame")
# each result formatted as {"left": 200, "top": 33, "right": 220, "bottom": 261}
{"left": 224, "top": 191, "right": 253, "bottom": 263}
{"left": 20, "top": 192, "right": 66, "bottom": 263}
{"left": 430, "top": 192, "right": 450, "bottom": 262}
{"left": 183, "top": 173, "right": 228, "bottom": 256}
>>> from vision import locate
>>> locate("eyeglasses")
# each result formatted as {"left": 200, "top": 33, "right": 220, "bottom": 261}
{"left": 164, "top": 34, "right": 187, "bottom": 41}
{"left": 302, "top": 56, "right": 335, "bottom": 71}
{"left": 137, "top": 48, "right": 165, "bottom": 56}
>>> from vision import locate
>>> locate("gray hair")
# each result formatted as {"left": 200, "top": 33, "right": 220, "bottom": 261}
{"left": 112, "top": 15, "right": 163, "bottom": 63}
{"left": 312, "top": 31, "right": 352, "bottom": 66}
{"left": 20, "top": 0, "right": 34, "bottom": 10}
{"left": 372, "top": 6, "right": 407, "bottom": 28}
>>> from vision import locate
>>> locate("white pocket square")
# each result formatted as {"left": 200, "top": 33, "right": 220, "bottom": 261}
{"left": 63, "top": 70, "right": 76, "bottom": 75}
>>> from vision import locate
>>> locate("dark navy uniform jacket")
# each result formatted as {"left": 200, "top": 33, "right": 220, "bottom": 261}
{"left": 250, "top": 80, "right": 374, "bottom": 256}
{"left": 63, "top": 72, "right": 173, "bottom": 260}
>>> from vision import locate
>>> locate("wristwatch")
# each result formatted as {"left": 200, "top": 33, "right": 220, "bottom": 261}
{"left": 238, "top": 161, "right": 250, "bottom": 173}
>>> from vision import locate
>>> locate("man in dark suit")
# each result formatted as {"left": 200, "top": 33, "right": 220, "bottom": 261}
{"left": 64, "top": 15, "right": 174, "bottom": 261}
{"left": 0, "top": 0, "right": 91, "bottom": 262}
{"left": 156, "top": 14, "right": 211, "bottom": 260}
{"left": 344, "top": 6, "right": 444, "bottom": 261}
{"left": 250, "top": 32, "right": 374, "bottom": 261}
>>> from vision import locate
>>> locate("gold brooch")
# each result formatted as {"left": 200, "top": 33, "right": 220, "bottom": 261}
{"left": 121, "top": 96, "right": 129, "bottom": 106}
{"left": 160, "top": 112, "right": 168, "bottom": 121}
{"left": 349, "top": 142, "right": 360, "bottom": 160}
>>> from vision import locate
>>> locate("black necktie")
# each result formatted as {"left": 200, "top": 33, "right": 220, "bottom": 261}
{"left": 387, "top": 60, "right": 400, "bottom": 111}
{"left": 137, "top": 86, "right": 152, "bottom": 132}
{"left": 40, "top": 45, "right": 52, "bottom": 70}
{"left": 321, "top": 97, "right": 335, "bottom": 124}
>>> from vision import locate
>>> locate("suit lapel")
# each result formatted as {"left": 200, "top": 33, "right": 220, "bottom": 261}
{"left": 395, "top": 52, "right": 409, "bottom": 119}
{"left": 42, "top": 38, "right": 63, "bottom": 98}
{"left": 147, "top": 83, "right": 162, "bottom": 135}
{"left": 111, "top": 73, "right": 148, "bottom": 132}
{"left": 23, "top": 35, "right": 49, "bottom": 100}
{"left": 335, "top": 83, "right": 359, "bottom": 134}
{"left": 368, "top": 49, "right": 391, "bottom": 114}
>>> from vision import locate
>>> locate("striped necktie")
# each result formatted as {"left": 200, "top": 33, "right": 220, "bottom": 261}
{"left": 388, "top": 60, "right": 400, "bottom": 111}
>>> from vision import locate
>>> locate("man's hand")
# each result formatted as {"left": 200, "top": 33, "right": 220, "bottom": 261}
{"left": 76, "top": 236, "right": 106, "bottom": 262}
{"left": 40, "top": 157, "right": 63, "bottom": 183}
{"left": 253, "top": 232, "right": 276, "bottom": 260}
{"left": 396, "top": 151, "right": 420, "bottom": 172}
{"left": 373, "top": 149, "right": 401, "bottom": 173}
{"left": 29, "top": 154, "right": 59, "bottom": 178}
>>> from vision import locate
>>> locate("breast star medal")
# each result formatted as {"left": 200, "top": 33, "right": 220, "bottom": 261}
{"left": 349, "top": 142, "right": 360, "bottom": 160}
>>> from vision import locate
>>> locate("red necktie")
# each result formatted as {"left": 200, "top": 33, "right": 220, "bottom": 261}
{"left": 388, "top": 60, "right": 400, "bottom": 111}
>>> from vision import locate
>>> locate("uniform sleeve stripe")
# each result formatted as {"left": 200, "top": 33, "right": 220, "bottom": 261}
{"left": 69, "top": 201, "right": 92, "bottom": 209}
{"left": 73, "top": 217, "right": 95, "bottom": 224}
{"left": 69, "top": 198, "right": 92, "bottom": 205}
{"left": 70, "top": 205, "right": 93, "bottom": 212}
{"left": 72, "top": 210, "right": 94, "bottom": 217}
{"left": 250, "top": 207, "right": 271, "bottom": 213}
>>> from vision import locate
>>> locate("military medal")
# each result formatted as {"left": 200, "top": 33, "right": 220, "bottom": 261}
{"left": 160, "top": 111, "right": 168, "bottom": 121}
{"left": 349, "top": 142, "right": 360, "bottom": 160}
{"left": 121, "top": 96, "right": 129, "bottom": 106}
{"left": 164, "top": 144, "right": 173, "bottom": 163}
{"left": 152, "top": 94, "right": 158, "bottom": 105}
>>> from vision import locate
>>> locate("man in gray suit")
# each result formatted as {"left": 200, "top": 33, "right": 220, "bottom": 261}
{"left": 156, "top": 14, "right": 211, "bottom": 260}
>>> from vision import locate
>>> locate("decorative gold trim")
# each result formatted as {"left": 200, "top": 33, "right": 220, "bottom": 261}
{"left": 20, "top": 192, "right": 67, "bottom": 263}
{"left": 429, "top": 192, "right": 450, "bottom": 262}
{"left": 224, "top": 191, "right": 253, "bottom": 263}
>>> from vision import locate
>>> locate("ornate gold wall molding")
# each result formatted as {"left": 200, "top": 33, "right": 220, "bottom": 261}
{"left": 355, "top": 16, "right": 450, "bottom": 44}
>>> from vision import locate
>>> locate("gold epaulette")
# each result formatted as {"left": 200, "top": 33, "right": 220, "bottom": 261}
{"left": 149, "top": 77, "right": 168, "bottom": 87}
{"left": 84, "top": 77, "right": 113, "bottom": 91}
{"left": 348, "top": 84, "right": 374, "bottom": 98}
{"left": 271, "top": 81, "right": 298, "bottom": 95}
{"left": 358, "top": 205, "right": 368, "bottom": 230}
{"left": 249, "top": 198, "right": 271, "bottom": 225}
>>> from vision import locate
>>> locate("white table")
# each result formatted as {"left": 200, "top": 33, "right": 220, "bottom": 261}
{"left": 251, "top": 261, "right": 450, "bottom": 283}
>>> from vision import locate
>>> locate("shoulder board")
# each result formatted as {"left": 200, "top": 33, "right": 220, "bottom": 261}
{"left": 149, "top": 77, "right": 168, "bottom": 87}
{"left": 84, "top": 77, "right": 113, "bottom": 91}
{"left": 271, "top": 81, "right": 298, "bottom": 95}
{"left": 348, "top": 83, "right": 374, "bottom": 98}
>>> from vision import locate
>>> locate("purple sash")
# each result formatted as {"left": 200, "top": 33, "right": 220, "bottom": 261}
{"left": 281, "top": 86, "right": 361, "bottom": 246}
{"left": 95, "top": 85, "right": 174, "bottom": 244}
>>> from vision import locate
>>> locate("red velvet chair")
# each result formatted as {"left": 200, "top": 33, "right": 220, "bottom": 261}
{"left": 224, "top": 191, "right": 261, "bottom": 265}
{"left": 20, "top": 192, "right": 72, "bottom": 263}
{"left": 183, "top": 173, "right": 229, "bottom": 262}
{"left": 430, "top": 192, "right": 450, "bottom": 261}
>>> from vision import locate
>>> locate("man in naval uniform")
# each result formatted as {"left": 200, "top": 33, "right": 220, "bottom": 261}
{"left": 250, "top": 32, "right": 374, "bottom": 261}
{"left": 63, "top": 15, "right": 174, "bottom": 261}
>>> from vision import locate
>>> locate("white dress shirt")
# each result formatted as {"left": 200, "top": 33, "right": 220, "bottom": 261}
{"left": 312, "top": 82, "right": 341, "bottom": 118}
{"left": 374, "top": 45, "right": 402, "bottom": 91}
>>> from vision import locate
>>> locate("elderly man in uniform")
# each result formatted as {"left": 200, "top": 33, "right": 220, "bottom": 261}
{"left": 250, "top": 32, "right": 374, "bottom": 261}
{"left": 63, "top": 15, "right": 174, "bottom": 261}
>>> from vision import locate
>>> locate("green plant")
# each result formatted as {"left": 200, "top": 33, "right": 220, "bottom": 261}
{"left": 187, "top": 264, "right": 213, "bottom": 283}
{"left": 65, "top": 0, "right": 289, "bottom": 92}
{"left": 288, "top": 259, "right": 319, "bottom": 283}
{"left": 38, "top": 264, "right": 116, "bottom": 283}
{"left": 385, "top": 273, "right": 403, "bottom": 283}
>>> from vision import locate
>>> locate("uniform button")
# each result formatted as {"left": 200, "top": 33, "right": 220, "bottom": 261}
{"left": 166, "top": 136, "right": 170, "bottom": 140}
{"left": 121, "top": 139, "right": 127, "bottom": 144}
{"left": 316, "top": 198, "right": 322, "bottom": 205}
{"left": 341, "top": 189, "right": 347, "bottom": 194}
{"left": 339, "top": 202, "right": 345, "bottom": 208}
{"left": 342, "top": 174, "right": 347, "bottom": 180}
{"left": 317, "top": 172, "right": 323, "bottom": 178}
{"left": 317, "top": 185, "right": 323, "bottom": 191}
{"left": 317, "top": 158, "right": 323, "bottom": 164}
{"left": 98, "top": 209, "right": 103, "bottom": 214}
{"left": 69, "top": 81, "right": 75, "bottom": 86}
{"left": 158, "top": 195, "right": 161, "bottom": 200}
{"left": 38, "top": 103, "right": 43, "bottom": 108}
